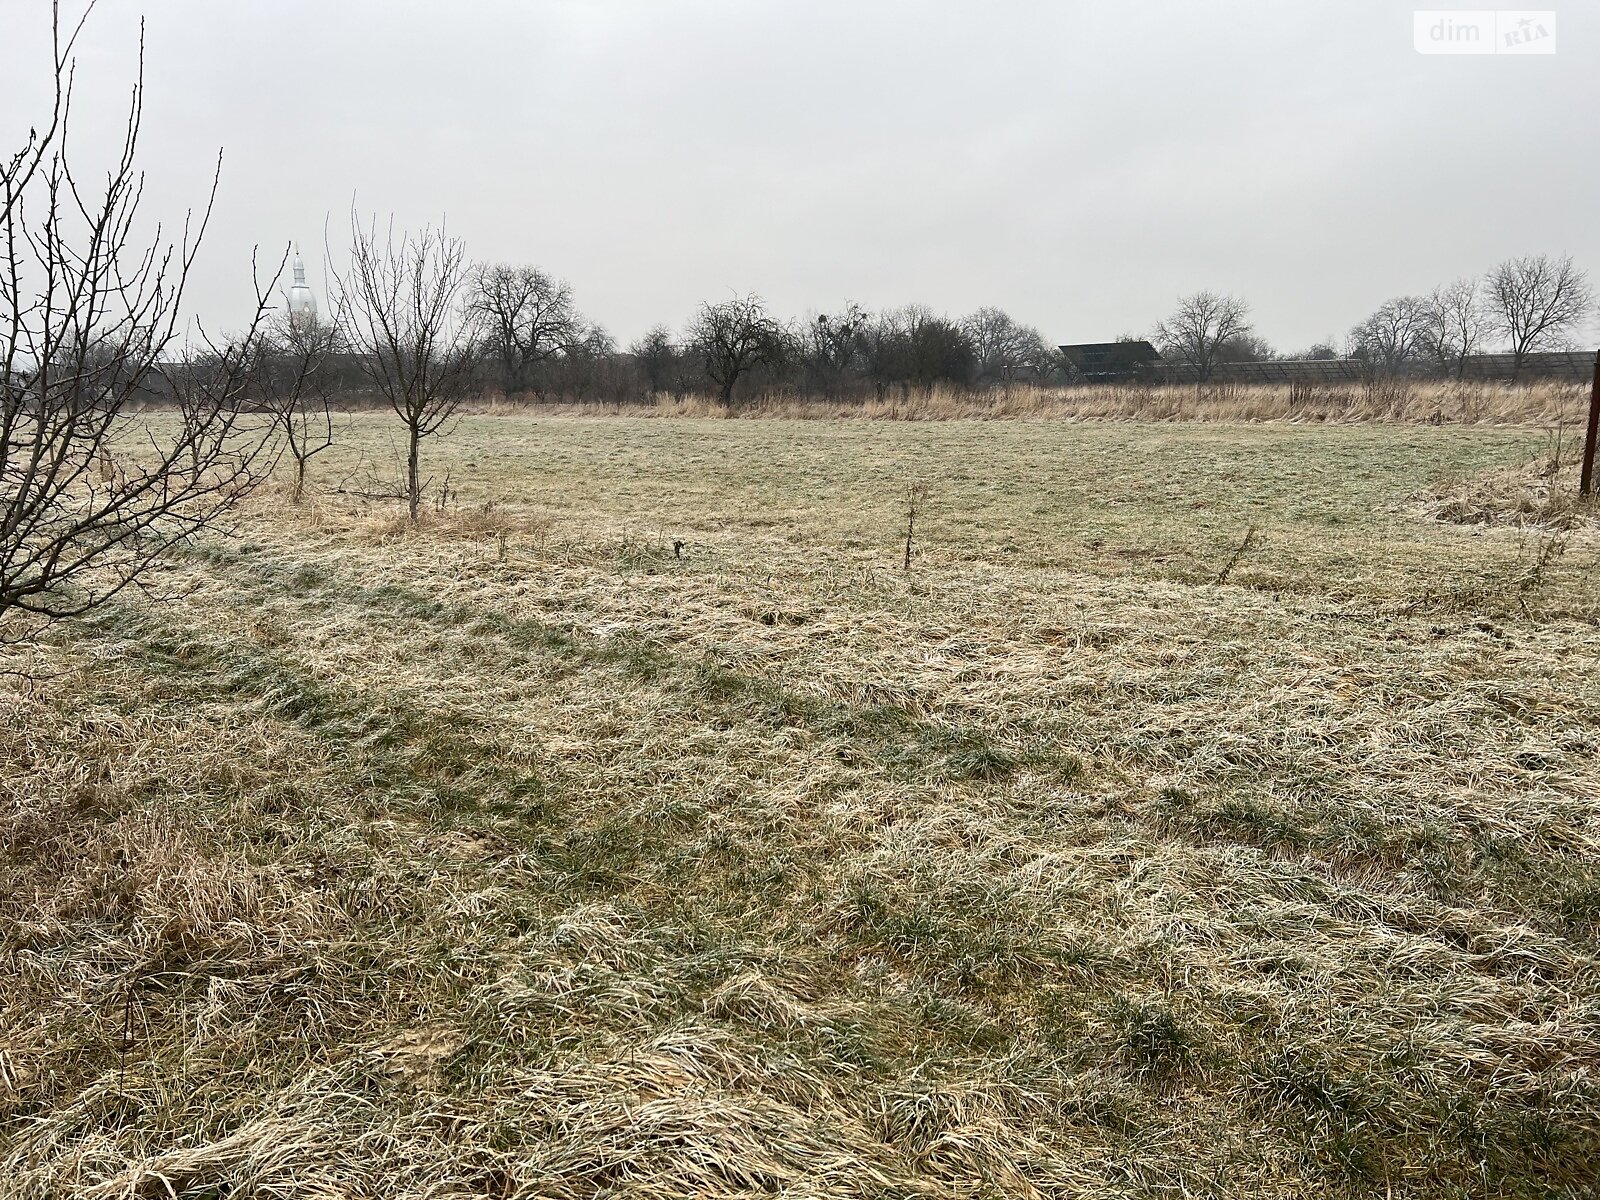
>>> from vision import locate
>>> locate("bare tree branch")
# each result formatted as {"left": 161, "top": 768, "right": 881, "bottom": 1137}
{"left": 0, "top": 3, "right": 280, "bottom": 632}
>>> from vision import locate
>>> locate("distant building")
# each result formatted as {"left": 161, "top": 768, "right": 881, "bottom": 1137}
{"left": 1059, "top": 340, "right": 1162, "bottom": 382}
{"left": 284, "top": 243, "right": 317, "bottom": 326}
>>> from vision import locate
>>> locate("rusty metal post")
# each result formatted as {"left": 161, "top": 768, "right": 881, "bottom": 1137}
{"left": 1582, "top": 350, "right": 1600, "bottom": 496}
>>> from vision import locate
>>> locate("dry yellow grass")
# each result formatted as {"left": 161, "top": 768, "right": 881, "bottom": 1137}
{"left": 3, "top": 416, "right": 1598, "bottom": 1198}
{"left": 482, "top": 378, "right": 1591, "bottom": 426}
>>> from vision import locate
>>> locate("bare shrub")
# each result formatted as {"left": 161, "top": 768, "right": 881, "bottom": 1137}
{"left": 254, "top": 311, "right": 340, "bottom": 502}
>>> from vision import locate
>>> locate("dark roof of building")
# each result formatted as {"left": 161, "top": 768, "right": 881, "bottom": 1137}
{"left": 1059, "top": 341, "right": 1162, "bottom": 379}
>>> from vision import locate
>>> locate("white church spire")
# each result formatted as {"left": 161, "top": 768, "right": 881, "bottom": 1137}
{"left": 285, "top": 242, "right": 317, "bottom": 325}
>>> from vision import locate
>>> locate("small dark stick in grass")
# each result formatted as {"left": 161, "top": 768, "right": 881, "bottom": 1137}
{"left": 1214, "top": 525, "right": 1257, "bottom": 585}
{"left": 902, "top": 482, "right": 930, "bottom": 571}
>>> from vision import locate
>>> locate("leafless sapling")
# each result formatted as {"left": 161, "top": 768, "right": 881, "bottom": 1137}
{"left": 329, "top": 214, "right": 475, "bottom": 523}
{"left": 254, "top": 310, "right": 340, "bottom": 502}
{"left": 902, "top": 481, "right": 930, "bottom": 571}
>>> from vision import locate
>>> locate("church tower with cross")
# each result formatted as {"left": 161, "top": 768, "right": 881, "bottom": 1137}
{"left": 284, "top": 243, "right": 317, "bottom": 327}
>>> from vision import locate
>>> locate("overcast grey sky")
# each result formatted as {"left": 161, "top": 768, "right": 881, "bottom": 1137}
{"left": 3, "top": 0, "right": 1596, "bottom": 351}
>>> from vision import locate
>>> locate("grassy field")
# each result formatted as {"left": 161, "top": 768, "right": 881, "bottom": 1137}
{"left": 4, "top": 416, "right": 1599, "bottom": 1198}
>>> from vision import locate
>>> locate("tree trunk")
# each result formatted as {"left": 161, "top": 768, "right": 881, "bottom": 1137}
{"left": 407, "top": 424, "right": 421, "bottom": 523}
{"left": 292, "top": 454, "right": 307, "bottom": 503}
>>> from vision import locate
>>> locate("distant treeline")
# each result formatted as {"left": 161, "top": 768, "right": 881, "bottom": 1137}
{"left": 462, "top": 273, "right": 1065, "bottom": 405}
{"left": 429, "top": 252, "right": 1594, "bottom": 403}
{"left": 129, "top": 252, "right": 1593, "bottom": 409}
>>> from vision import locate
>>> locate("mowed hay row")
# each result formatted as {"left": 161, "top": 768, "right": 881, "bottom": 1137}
{"left": 3, "top": 419, "right": 1599, "bottom": 1198}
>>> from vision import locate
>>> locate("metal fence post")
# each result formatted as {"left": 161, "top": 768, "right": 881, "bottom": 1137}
{"left": 1582, "top": 350, "right": 1600, "bottom": 496}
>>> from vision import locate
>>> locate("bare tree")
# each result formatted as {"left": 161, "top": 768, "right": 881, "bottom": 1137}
{"left": 1216, "top": 332, "right": 1277, "bottom": 363}
{"left": 904, "top": 309, "right": 975, "bottom": 390}
{"left": 1292, "top": 342, "right": 1342, "bottom": 361}
{"left": 172, "top": 344, "right": 244, "bottom": 477}
{"left": 861, "top": 309, "right": 908, "bottom": 399}
{"left": 1153, "top": 292, "right": 1252, "bottom": 383}
{"left": 1024, "top": 339, "right": 1064, "bottom": 384}
{"left": 629, "top": 324, "right": 678, "bottom": 396}
{"left": 549, "top": 322, "right": 617, "bottom": 401}
{"left": 863, "top": 306, "right": 975, "bottom": 395}
{"left": 1349, "top": 296, "right": 1428, "bottom": 373}
{"left": 330, "top": 214, "right": 474, "bottom": 522}
{"left": 1, "top": 4, "right": 280, "bottom": 628}
{"left": 800, "top": 304, "right": 868, "bottom": 398}
{"left": 254, "top": 311, "right": 340, "bottom": 501}
{"left": 687, "top": 294, "right": 785, "bottom": 406}
{"left": 467, "top": 263, "right": 580, "bottom": 398}
{"left": 963, "top": 307, "right": 1052, "bottom": 388}
{"left": 1484, "top": 255, "right": 1593, "bottom": 378}
{"left": 1418, "top": 278, "right": 1485, "bottom": 378}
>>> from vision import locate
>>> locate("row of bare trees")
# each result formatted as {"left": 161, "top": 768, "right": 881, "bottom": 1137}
{"left": 253, "top": 250, "right": 1596, "bottom": 489}
{"left": 465, "top": 257, "right": 1593, "bottom": 405}
{"left": 1155, "top": 257, "right": 1593, "bottom": 383}
{"left": 1346, "top": 258, "right": 1593, "bottom": 378}
{"left": 466, "top": 289, "right": 1061, "bottom": 405}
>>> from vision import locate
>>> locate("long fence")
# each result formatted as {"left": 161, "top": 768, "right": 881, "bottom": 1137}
{"left": 1157, "top": 350, "right": 1594, "bottom": 385}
